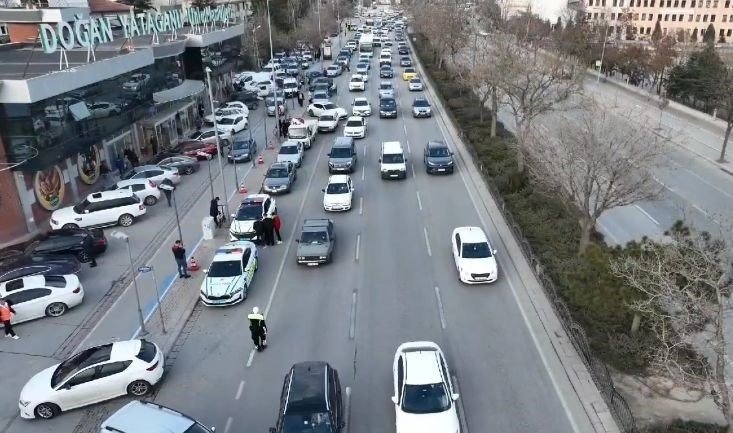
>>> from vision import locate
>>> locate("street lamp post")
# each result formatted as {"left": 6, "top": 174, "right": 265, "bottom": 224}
{"left": 596, "top": 24, "right": 611, "bottom": 84}
{"left": 159, "top": 183, "right": 183, "bottom": 243}
{"left": 317, "top": 0, "right": 323, "bottom": 69}
{"left": 110, "top": 231, "right": 148, "bottom": 338}
{"left": 252, "top": 25, "right": 262, "bottom": 68}
{"left": 266, "top": 0, "right": 281, "bottom": 142}
{"left": 204, "top": 67, "right": 231, "bottom": 221}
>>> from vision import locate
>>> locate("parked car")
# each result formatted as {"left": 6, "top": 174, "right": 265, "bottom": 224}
{"left": 26, "top": 227, "right": 106, "bottom": 263}
{"left": 122, "top": 73, "right": 150, "bottom": 91}
{"left": 277, "top": 140, "right": 305, "bottom": 168}
{"left": 261, "top": 162, "right": 297, "bottom": 195}
{"left": 228, "top": 138, "right": 257, "bottom": 163}
{"left": 110, "top": 178, "right": 161, "bottom": 206}
{"left": 177, "top": 141, "right": 218, "bottom": 160}
{"left": 0, "top": 251, "right": 80, "bottom": 284}
{"left": 0, "top": 274, "right": 84, "bottom": 324}
{"left": 155, "top": 155, "right": 200, "bottom": 175}
{"left": 88, "top": 102, "right": 122, "bottom": 118}
{"left": 18, "top": 339, "right": 164, "bottom": 419}
{"left": 186, "top": 128, "right": 232, "bottom": 148}
{"left": 49, "top": 190, "right": 146, "bottom": 230}
{"left": 121, "top": 165, "right": 181, "bottom": 186}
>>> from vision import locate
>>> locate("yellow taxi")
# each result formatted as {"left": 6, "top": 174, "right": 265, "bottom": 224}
{"left": 401, "top": 67, "right": 417, "bottom": 81}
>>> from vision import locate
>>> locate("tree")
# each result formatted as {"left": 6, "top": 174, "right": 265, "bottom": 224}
{"left": 125, "top": 0, "right": 152, "bottom": 13}
{"left": 666, "top": 46, "right": 726, "bottom": 111}
{"left": 411, "top": 1, "right": 468, "bottom": 69}
{"left": 651, "top": 20, "right": 663, "bottom": 43}
{"left": 704, "top": 23, "right": 716, "bottom": 46}
{"left": 462, "top": 37, "right": 506, "bottom": 135}
{"left": 494, "top": 38, "right": 583, "bottom": 172}
{"left": 527, "top": 100, "right": 663, "bottom": 254}
{"left": 554, "top": 16, "right": 563, "bottom": 32}
{"left": 611, "top": 223, "right": 733, "bottom": 430}
{"left": 190, "top": 0, "right": 214, "bottom": 9}
{"left": 716, "top": 69, "right": 733, "bottom": 162}
{"left": 649, "top": 35, "right": 676, "bottom": 95}
{"left": 692, "top": 27, "right": 699, "bottom": 42}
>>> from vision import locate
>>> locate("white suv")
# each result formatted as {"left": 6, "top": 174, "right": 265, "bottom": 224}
{"left": 101, "top": 401, "right": 215, "bottom": 433}
{"left": 50, "top": 190, "right": 146, "bottom": 229}
{"left": 110, "top": 178, "right": 161, "bottom": 206}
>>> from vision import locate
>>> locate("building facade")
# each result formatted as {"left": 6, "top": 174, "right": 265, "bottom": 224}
{"left": 0, "top": 3, "right": 246, "bottom": 248}
{"left": 583, "top": 0, "right": 733, "bottom": 41}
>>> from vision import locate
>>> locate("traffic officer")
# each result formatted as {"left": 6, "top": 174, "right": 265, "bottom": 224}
{"left": 248, "top": 307, "right": 268, "bottom": 351}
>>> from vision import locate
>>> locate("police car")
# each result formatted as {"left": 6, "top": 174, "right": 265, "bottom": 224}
{"left": 200, "top": 241, "right": 258, "bottom": 306}
{"left": 229, "top": 194, "right": 277, "bottom": 242}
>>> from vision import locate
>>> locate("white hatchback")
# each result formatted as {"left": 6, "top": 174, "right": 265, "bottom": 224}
{"left": 323, "top": 175, "right": 354, "bottom": 211}
{"left": 344, "top": 116, "right": 367, "bottom": 139}
{"left": 0, "top": 274, "right": 83, "bottom": 323}
{"left": 451, "top": 226, "right": 498, "bottom": 284}
{"left": 277, "top": 140, "right": 304, "bottom": 168}
{"left": 392, "top": 341, "right": 460, "bottom": 433}
{"left": 349, "top": 74, "right": 366, "bottom": 91}
{"left": 19, "top": 339, "right": 164, "bottom": 419}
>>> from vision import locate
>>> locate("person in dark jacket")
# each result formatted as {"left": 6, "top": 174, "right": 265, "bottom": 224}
{"left": 247, "top": 306, "right": 267, "bottom": 351}
{"left": 210, "top": 197, "right": 221, "bottom": 228}
{"left": 253, "top": 218, "right": 264, "bottom": 245}
{"left": 114, "top": 155, "right": 126, "bottom": 177}
{"left": 83, "top": 235, "right": 97, "bottom": 268}
{"left": 297, "top": 91, "right": 304, "bottom": 107}
{"left": 262, "top": 215, "right": 275, "bottom": 246}
{"left": 172, "top": 240, "right": 190, "bottom": 278}
{"left": 124, "top": 149, "right": 139, "bottom": 167}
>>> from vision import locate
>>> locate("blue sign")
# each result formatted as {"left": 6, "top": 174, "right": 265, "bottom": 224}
{"left": 137, "top": 266, "right": 153, "bottom": 273}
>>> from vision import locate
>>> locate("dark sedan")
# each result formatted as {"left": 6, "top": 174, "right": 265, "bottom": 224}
{"left": 27, "top": 227, "right": 107, "bottom": 263}
{"left": 228, "top": 138, "right": 258, "bottom": 163}
{"left": 380, "top": 66, "right": 394, "bottom": 78}
{"left": 0, "top": 251, "right": 81, "bottom": 283}
{"left": 306, "top": 70, "right": 323, "bottom": 84}
{"left": 156, "top": 155, "right": 200, "bottom": 175}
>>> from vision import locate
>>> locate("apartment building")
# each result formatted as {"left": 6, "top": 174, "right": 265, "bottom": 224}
{"left": 582, "top": 0, "right": 733, "bottom": 42}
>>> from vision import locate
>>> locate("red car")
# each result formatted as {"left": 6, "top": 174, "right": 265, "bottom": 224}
{"left": 177, "top": 141, "right": 218, "bottom": 160}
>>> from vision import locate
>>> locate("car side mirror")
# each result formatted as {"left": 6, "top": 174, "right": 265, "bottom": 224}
{"left": 230, "top": 214, "right": 236, "bottom": 219}
{"left": 378, "top": 158, "right": 381, "bottom": 163}
{"left": 327, "top": 153, "right": 331, "bottom": 156}
{"left": 210, "top": 427, "right": 216, "bottom": 432}
{"left": 83, "top": 210, "right": 90, "bottom": 214}
{"left": 493, "top": 249, "right": 498, "bottom": 255}
{"left": 321, "top": 188, "right": 326, "bottom": 192}
{"left": 203, "top": 269, "right": 208, "bottom": 274}
{"left": 295, "top": 239, "right": 300, "bottom": 243}
{"left": 452, "top": 393, "right": 460, "bottom": 401}
{"left": 391, "top": 396, "right": 398, "bottom": 404}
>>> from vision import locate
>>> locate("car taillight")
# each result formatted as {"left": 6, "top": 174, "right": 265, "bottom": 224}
{"left": 96, "top": 238, "right": 106, "bottom": 245}
{"left": 146, "top": 360, "right": 159, "bottom": 371}
{"left": 149, "top": 181, "right": 155, "bottom": 188}
{"left": 73, "top": 286, "right": 81, "bottom": 294}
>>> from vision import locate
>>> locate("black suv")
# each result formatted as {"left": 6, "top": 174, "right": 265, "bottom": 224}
{"left": 270, "top": 361, "right": 344, "bottom": 433}
{"left": 424, "top": 140, "right": 455, "bottom": 174}
{"left": 26, "top": 228, "right": 107, "bottom": 263}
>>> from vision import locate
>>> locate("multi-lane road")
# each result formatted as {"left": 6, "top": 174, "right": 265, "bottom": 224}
{"left": 0, "top": 29, "right": 601, "bottom": 433}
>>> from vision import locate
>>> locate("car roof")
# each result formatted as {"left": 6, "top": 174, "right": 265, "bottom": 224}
{"left": 400, "top": 346, "right": 443, "bottom": 385}
{"left": 101, "top": 401, "right": 197, "bottom": 433}
{"left": 427, "top": 140, "right": 448, "bottom": 149}
{"left": 346, "top": 116, "right": 363, "bottom": 122}
{"left": 281, "top": 140, "right": 299, "bottom": 147}
{"left": 328, "top": 175, "right": 350, "bottom": 184}
{"left": 86, "top": 189, "right": 136, "bottom": 202}
{"left": 241, "top": 194, "right": 269, "bottom": 205}
{"left": 213, "top": 241, "right": 255, "bottom": 262}
{"left": 109, "top": 339, "right": 141, "bottom": 361}
{"left": 354, "top": 97, "right": 369, "bottom": 102}
{"left": 270, "top": 162, "right": 290, "bottom": 169}
{"left": 116, "top": 178, "right": 153, "bottom": 187}
{"left": 454, "top": 226, "right": 488, "bottom": 243}
{"left": 285, "top": 361, "right": 331, "bottom": 414}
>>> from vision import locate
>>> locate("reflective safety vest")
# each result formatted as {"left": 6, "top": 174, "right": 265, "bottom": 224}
{"left": 248, "top": 313, "right": 266, "bottom": 330}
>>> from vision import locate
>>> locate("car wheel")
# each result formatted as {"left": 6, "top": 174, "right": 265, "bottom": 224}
{"left": 144, "top": 195, "right": 158, "bottom": 206}
{"left": 308, "top": 109, "right": 315, "bottom": 116}
{"left": 34, "top": 403, "right": 60, "bottom": 420}
{"left": 45, "top": 302, "right": 67, "bottom": 317}
{"left": 127, "top": 380, "right": 152, "bottom": 396}
{"left": 118, "top": 214, "right": 134, "bottom": 227}
{"left": 77, "top": 250, "right": 91, "bottom": 263}
{"left": 184, "top": 166, "right": 194, "bottom": 175}
{"left": 62, "top": 223, "right": 79, "bottom": 229}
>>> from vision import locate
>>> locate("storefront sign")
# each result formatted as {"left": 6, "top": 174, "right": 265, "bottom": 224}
{"left": 39, "top": 5, "right": 234, "bottom": 54}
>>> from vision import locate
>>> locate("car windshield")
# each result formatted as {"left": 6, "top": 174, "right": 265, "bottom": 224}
{"left": 401, "top": 383, "right": 451, "bottom": 414}
{"left": 219, "top": 118, "right": 236, "bottom": 125}
{"left": 380, "top": 84, "right": 392, "bottom": 89}
{"left": 282, "top": 413, "right": 334, "bottom": 433}
{"left": 381, "top": 99, "right": 396, "bottom": 107}
{"left": 320, "top": 115, "right": 335, "bottom": 121}
{"left": 280, "top": 145, "right": 299, "bottom": 154}
{"left": 346, "top": 119, "right": 363, "bottom": 127}
{"left": 405, "top": 68, "right": 415, "bottom": 73}
{"left": 323, "top": 103, "right": 337, "bottom": 110}
{"left": 410, "top": 79, "right": 421, "bottom": 84}
{"left": 462, "top": 242, "right": 492, "bottom": 258}
{"left": 429, "top": 147, "right": 450, "bottom": 157}
{"left": 266, "top": 99, "right": 276, "bottom": 107}
{"left": 233, "top": 140, "right": 252, "bottom": 150}
{"left": 236, "top": 205, "right": 262, "bottom": 220}
{"left": 354, "top": 100, "right": 368, "bottom": 107}
{"left": 327, "top": 183, "right": 349, "bottom": 194}
{"left": 350, "top": 77, "right": 362, "bottom": 82}
{"left": 207, "top": 260, "right": 241, "bottom": 278}
{"left": 267, "top": 168, "right": 289, "bottom": 178}
{"left": 382, "top": 153, "right": 404, "bottom": 164}
{"left": 301, "top": 231, "right": 328, "bottom": 244}
{"left": 414, "top": 100, "right": 429, "bottom": 107}
{"left": 72, "top": 199, "right": 92, "bottom": 213}
{"left": 285, "top": 82, "right": 298, "bottom": 88}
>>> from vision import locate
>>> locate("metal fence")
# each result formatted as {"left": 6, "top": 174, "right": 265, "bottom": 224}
{"left": 432, "top": 87, "right": 640, "bottom": 433}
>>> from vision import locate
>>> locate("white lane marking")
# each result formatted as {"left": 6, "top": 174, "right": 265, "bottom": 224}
{"left": 406, "top": 139, "right": 411, "bottom": 153}
{"left": 349, "top": 291, "right": 357, "bottom": 340}
{"left": 411, "top": 164, "right": 416, "bottom": 178}
{"left": 224, "top": 417, "right": 233, "bottom": 433}
{"left": 634, "top": 204, "right": 660, "bottom": 226}
{"left": 246, "top": 350, "right": 255, "bottom": 367}
{"left": 361, "top": 164, "right": 365, "bottom": 181}
{"left": 345, "top": 386, "right": 353, "bottom": 433}
{"left": 416, "top": 191, "right": 423, "bottom": 211}
{"left": 432, "top": 91, "right": 583, "bottom": 433}
{"left": 423, "top": 227, "right": 432, "bottom": 257}
{"left": 355, "top": 234, "right": 361, "bottom": 262}
{"left": 681, "top": 166, "right": 733, "bottom": 200}
{"left": 403, "top": 122, "right": 408, "bottom": 134}
{"left": 434, "top": 286, "right": 447, "bottom": 329}
{"left": 359, "top": 196, "right": 364, "bottom": 215}
{"left": 235, "top": 380, "right": 245, "bottom": 400}
{"left": 452, "top": 375, "right": 470, "bottom": 433}
{"left": 363, "top": 144, "right": 367, "bottom": 157}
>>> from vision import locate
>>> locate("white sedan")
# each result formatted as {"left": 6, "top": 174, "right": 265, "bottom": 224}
{"left": 344, "top": 116, "right": 367, "bottom": 139}
{"left": 323, "top": 175, "right": 354, "bottom": 211}
{"left": 318, "top": 113, "right": 340, "bottom": 132}
{"left": 392, "top": 341, "right": 460, "bottom": 433}
{"left": 216, "top": 113, "right": 249, "bottom": 134}
{"left": 223, "top": 101, "right": 252, "bottom": 114}
{"left": 408, "top": 77, "right": 424, "bottom": 91}
{"left": 352, "top": 97, "right": 372, "bottom": 117}
{"left": 277, "top": 140, "right": 304, "bottom": 168}
{"left": 307, "top": 102, "right": 348, "bottom": 119}
{"left": 349, "top": 75, "right": 366, "bottom": 92}
{"left": 451, "top": 226, "right": 498, "bottom": 284}
{"left": 19, "top": 339, "right": 164, "bottom": 419}
{"left": 204, "top": 107, "right": 248, "bottom": 124}
{"left": 0, "top": 275, "right": 83, "bottom": 323}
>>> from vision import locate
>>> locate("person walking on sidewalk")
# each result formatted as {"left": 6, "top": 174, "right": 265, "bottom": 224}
{"left": 172, "top": 240, "right": 191, "bottom": 279}
{"left": 297, "top": 91, "right": 304, "bottom": 107}
{"left": 273, "top": 214, "right": 282, "bottom": 244}
{"left": 0, "top": 299, "right": 18, "bottom": 339}
{"left": 248, "top": 306, "right": 267, "bottom": 351}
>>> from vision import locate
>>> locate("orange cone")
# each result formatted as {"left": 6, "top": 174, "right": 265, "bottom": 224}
{"left": 258, "top": 155, "right": 264, "bottom": 165}
{"left": 268, "top": 141, "right": 275, "bottom": 151}
{"left": 239, "top": 183, "right": 248, "bottom": 194}
{"left": 188, "top": 257, "right": 200, "bottom": 272}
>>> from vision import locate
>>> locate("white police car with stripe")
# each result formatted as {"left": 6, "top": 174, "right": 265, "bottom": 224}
{"left": 200, "top": 241, "right": 258, "bottom": 306}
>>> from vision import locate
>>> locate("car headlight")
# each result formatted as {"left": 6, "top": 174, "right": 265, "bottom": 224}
{"left": 19, "top": 400, "right": 30, "bottom": 407}
{"left": 298, "top": 256, "right": 305, "bottom": 260}
{"left": 319, "top": 256, "right": 327, "bottom": 259}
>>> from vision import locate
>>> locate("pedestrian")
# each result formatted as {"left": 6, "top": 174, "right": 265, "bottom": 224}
{"left": 297, "top": 92, "right": 304, "bottom": 107}
{"left": 162, "top": 183, "right": 172, "bottom": 207}
{"left": 262, "top": 215, "right": 275, "bottom": 246}
{"left": 345, "top": 62, "right": 350, "bottom": 72}
{"left": 0, "top": 298, "right": 18, "bottom": 339}
{"left": 273, "top": 214, "right": 282, "bottom": 244}
{"left": 83, "top": 235, "right": 97, "bottom": 268}
{"left": 210, "top": 197, "right": 221, "bottom": 228}
{"left": 171, "top": 240, "right": 191, "bottom": 279}
{"left": 278, "top": 118, "right": 285, "bottom": 138}
{"left": 124, "top": 149, "right": 139, "bottom": 167}
{"left": 280, "top": 120, "right": 288, "bottom": 138}
{"left": 247, "top": 306, "right": 267, "bottom": 351}
{"left": 253, "top": 218, "right": 264, "bottom": 245}
{"left": 114, "top": 155, "right": 126, "bottom": 177}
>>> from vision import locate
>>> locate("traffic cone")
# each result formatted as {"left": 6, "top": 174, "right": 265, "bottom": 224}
{"left": 239, "top": 183, "right": 248, "bottom": 194}
{"left": 258, "top": 155, "right": 264, "bottom": 165}
{"left": 268, "top": 141, "right": 275, "bottom": 151}
{"left": 188, "top": 257, "right": 200, "bottom": 272}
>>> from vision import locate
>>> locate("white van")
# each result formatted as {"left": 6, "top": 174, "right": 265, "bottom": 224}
{"left": 379, "top": 141, "right": 407, "bottom": 179}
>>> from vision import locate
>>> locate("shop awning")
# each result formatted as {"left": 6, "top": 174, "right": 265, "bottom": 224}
{"left": 153, "top": 80, "right": 206, "bottom": 105}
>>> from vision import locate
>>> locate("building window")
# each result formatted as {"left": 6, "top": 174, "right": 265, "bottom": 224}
{"left": 593, "top": 12, "right": 598, "bottom": 19}
{"left": 672, "top": 14, "right": 677, "bottom": 20}
{"left": 613, "top": 0, "right": 617, "bottom": 5}
{"left": 681, "top": 0, "right": 686, "bottom": 5}
{"left": 706, "top": 0, "right": 711, "bottom": 7}
{"left": 651, "top": 0, "right": 655, "bottom": 5}
{"left": 634, "top": 13, "right": 640, "bottom": 19}
{"left": 712, "top": 14, "right": 716, "bottom": 21}
{"left": 690, "top": 0, "right": 696, "bottom": 5}
{"left": 726, "top": 0, "right": 730, "bottom": 6}
{"left": 723, "top": 14, "right": 728, "bottom": 21}
{"left": 659, "top": 13, "right": 663, "bottom": 20}
{"left": 602, "top": 0, "right": 606, "bottom": 5}
{"left": 696, "top": 14, "right": 701, "bottom": 20}
{"left": 728, "top": 29, "right": 732, "bottom": 36}
{"left": 601, "top": 12, "right": 606, "bottom": 19}
{"left": 703, "top": 14, "right": 708, "bottom": 21}
{"left": 665, "top": 14, "right": 669, "bottom": 20}
{"left": 674, "top": 0, "right": 679, "bottom": 5}
{"left": 713, "top": 0, "right": 718, "bottom": 6}
{"left": 647, "top": 27, "right": 652, "bottom": 34}
{"left": 642, "top": 13, "right": 646, "bottom": 19}
{"left": 689, "top": 14, "right": 694, "bottom": 21}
